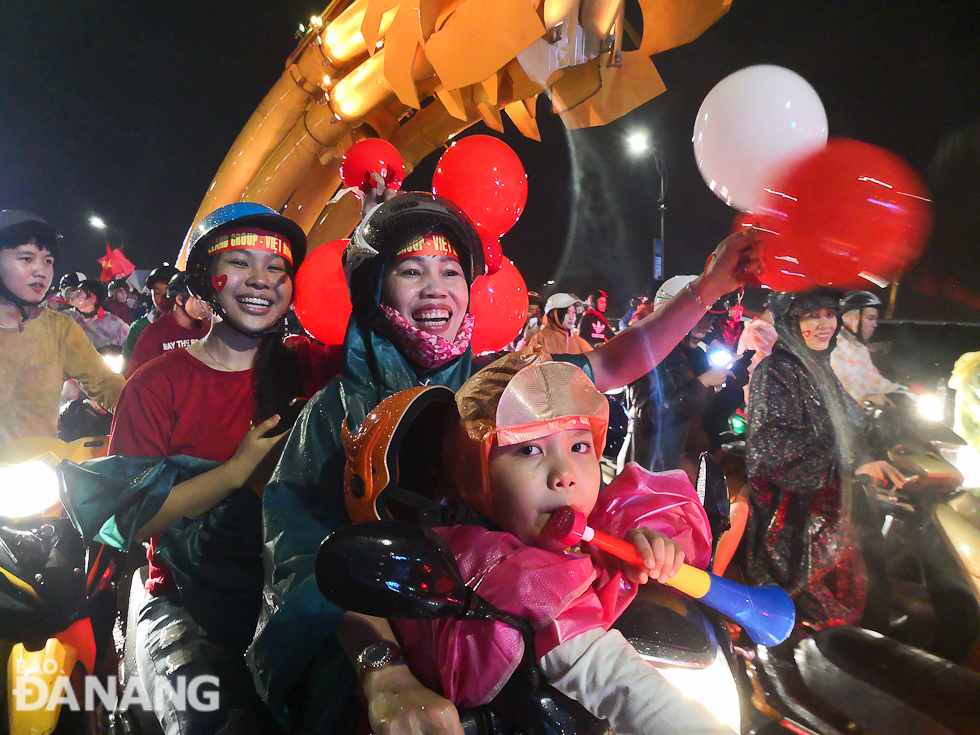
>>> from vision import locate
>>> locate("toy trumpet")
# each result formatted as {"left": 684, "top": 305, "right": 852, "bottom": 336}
{"left": 541, "top": 506, "right": 795, "bottom": 647}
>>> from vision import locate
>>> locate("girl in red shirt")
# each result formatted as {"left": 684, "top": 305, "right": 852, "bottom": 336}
{"left": 108, "top": 202, "right": 324, "bottom": 735}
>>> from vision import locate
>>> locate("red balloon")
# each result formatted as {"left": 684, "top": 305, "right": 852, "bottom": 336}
{"left": 754, "top": 138, "right": 932, "bottom": 290}
{"left": 478, "top": 228, "right": 503, "bottom": 275}
{"left": 294, "top": 239, "right": 352, "bottom": 347}
{"left": 731, "top": 211, "right": 818, "bottom": 292}
{"left": 432, "top": 135, "right": 528, "bottom": 239}
{"left": 469, "top": 258, "right": 528, "bottom": 354}
{"left": 340, "top": 139, "right": 405, "bottom": 191}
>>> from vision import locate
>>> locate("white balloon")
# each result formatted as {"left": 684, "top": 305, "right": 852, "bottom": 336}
{"left": 693, "top": 65, "right": 828, "bottom": 212}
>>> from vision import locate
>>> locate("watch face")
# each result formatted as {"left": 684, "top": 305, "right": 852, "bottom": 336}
{"left": 358, "top": 641, "right": 397, "bottom": 671}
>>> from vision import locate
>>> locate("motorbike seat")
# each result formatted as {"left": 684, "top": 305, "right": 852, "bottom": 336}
{"left": 796, "top": 626, "right": 980, "bottom": 735}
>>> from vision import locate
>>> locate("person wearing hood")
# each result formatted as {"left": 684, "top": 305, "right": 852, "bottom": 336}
{"left": 528, "top": 292, "right": 593, "bottom": 355}
{"left": 745, "top": 289, "right": 907, "bottom": 634}
{"left": 254, "top": 191, "right": 763, "bottom": 735}
{"left": 830, "top": 290, "right": 904, "bottom": 406}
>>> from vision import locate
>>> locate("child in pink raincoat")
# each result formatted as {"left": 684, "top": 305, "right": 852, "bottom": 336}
{"left": 389, "top": 349, "right": 732, "bottom": 734}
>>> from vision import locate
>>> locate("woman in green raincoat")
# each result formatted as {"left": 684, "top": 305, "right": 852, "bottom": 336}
{"left": 252, "top": 191, "right": 763, "bottom": 735}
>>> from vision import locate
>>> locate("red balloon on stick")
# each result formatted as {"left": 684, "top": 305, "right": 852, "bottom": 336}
{"left": 294, "top": 239, "right": 352, "bottom": 347}
{"left": 478, "top": 228, "right": 503, "bottom": 275}
{"left": 432, "top": 135, "right": 528, "bottom": 239}
{"left": 753, "top": 138, "right": 932, "bottom": 290}
{"left": 340, "top": 139, "right": 405, "bottom": 191}
{"left": 468, "top": 258, "right": 528, "bottom": 354}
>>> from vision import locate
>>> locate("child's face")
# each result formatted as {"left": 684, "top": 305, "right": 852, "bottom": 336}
{"left": 486, "top": 427, "right": 601, "bottom": 546}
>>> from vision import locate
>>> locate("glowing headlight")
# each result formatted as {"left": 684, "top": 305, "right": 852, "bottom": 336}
{"left": 939, "top": 443, "right": 980, "bottom": 489}
{"left": 650, "top": 649, "right": 741, "bottom": 732}
{"left": 708, "top": 348, "right": 734, "bottom": 369}
{"left": 0, "top": 462, "right": 60, "bottom": 519}
{"left": 103, "top": 353, "right": 124, "bottom": 374}
{"left": 917, "top": 394, "right": 944, "bottom": 422}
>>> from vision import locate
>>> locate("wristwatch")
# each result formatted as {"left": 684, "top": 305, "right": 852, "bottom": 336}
{"left": 355, "top": 641, "right": 402, "bottom": 678}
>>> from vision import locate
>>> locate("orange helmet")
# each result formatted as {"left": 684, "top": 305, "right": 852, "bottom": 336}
{"left": 343, "top": 385, "right": 456, "bottom": 524}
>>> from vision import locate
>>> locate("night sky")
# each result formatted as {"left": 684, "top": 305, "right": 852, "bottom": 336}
{"left": 2, "top": 0, "right": 979, "bottom": 318}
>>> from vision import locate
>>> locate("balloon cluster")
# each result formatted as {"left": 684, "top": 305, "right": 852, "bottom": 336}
{"left": 695, "top": 65, "right": 932, "bottom": 291}
{"left": 293, "top": 136, "right": 532, "bottom": 352}
{"left": 433, "top": 135, "right": 529, "bottom": 352}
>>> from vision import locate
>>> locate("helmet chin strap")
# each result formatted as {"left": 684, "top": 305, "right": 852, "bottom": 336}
{"left": 0, "top": 280, "right": 40, "bottom": 322}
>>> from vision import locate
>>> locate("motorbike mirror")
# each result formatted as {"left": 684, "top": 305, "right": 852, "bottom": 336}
{"left": 316, "top": 520, "right": 470, "bottom": 620}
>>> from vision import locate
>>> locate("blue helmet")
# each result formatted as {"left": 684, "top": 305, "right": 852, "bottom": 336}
{"left": 186, "top": 203, "right": 306, "bottom": 270}
{"left": 184, "top": 202, "right": 307, "bottom": 299}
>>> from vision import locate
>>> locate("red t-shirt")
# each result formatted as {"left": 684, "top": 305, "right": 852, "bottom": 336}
{"left": 126, "top": 311, "right": 210, "bottom": 378}
{"left": 110, "top": 349, "right": 256, "bottom": 595}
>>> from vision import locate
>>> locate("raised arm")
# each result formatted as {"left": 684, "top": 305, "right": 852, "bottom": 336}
{"left": 587, "top": 229, "right": 762, "bottom": 392}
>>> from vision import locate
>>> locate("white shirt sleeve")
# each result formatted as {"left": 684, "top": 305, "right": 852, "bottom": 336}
{"left": 539, "top": 628, "right": 735, "bottom": 735}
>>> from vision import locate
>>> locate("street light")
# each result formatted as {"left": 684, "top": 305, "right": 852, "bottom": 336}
{"left": 627, "top": 130, "right": 649, "bottom": 155}
{"left": 625, "top": 130, "right": 665, "bottom": 281}
{"left": 88, "top": 214, "right": 126, "bottom": 248}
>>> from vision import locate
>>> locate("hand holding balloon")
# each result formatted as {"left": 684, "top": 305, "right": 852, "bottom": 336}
{"left": 341, "top": 139, "right": 405, "bottom": 195}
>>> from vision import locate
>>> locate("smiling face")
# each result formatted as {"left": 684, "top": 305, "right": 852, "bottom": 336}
{"left": 68, "top": 287, "right": 98, "bottom": 312}
{"left": 561, "top": 306, "right": 578, "bottom": 331}
{"left": 486, "top": 427, "right": 601, "bottom": 545}
{"left": 799, "top": 307, "right": 838, "bottom": 351}
{"left": 860, "top": 306, "right": 879, "bottom": 341}
{"left": 0, "top": 242, "right": 54, "bottom": 305}
{"left": 380, "top": 255, "right": 468, "bottom": 339}
{"left": 210, "top": 248, "right": 292, "bottom": 334}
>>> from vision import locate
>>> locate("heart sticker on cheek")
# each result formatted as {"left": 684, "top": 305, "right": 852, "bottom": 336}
{"left": 802, "top": 330, "right": 811, "bottom": 337}
{"left": 212, "top": 275, "right": 227, "bottom": 292}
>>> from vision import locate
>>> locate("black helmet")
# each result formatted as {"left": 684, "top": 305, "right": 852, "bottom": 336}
{"left": 108, "top": 277, "right": 130, "bottom": 293}
{"left": 710, "top": 289, "right": 742, "bottom": 314}
{"left": 59, "top": 272, "right": 87, "bottom": 292}
{"left": 0, "top": 210, "right": 60, "bottom": 253}
{"left": 840, "top": 290, "right": 882, "bottom": 314}
{"left": 166, "top": 272, "right": 193, "bottom": 299}
{"left": 346, "top": 192, "right": 484, "bottom": 317}
{"left": 145, "top": 265, "right": 179, "bottom": 291}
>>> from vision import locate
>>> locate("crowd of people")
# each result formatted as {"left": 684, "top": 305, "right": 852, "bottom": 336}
{"left": 0, "top": 191, "right": 973, "bottom": 735}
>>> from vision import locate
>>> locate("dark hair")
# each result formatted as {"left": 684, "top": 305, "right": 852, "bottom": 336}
{"left": 550, "top": 306, "right": 572, "bottom": 329}
{"left": 75, "top": 279, "right": 105, "bottom": 301}
{"left": 254, "top": 336, "right": 305, "bottom": 422}
{"left": 0, "top": 232, "right": 59, "bottom": 258}
{"left": 589, "top": 290, "right": 607, "bottom": 304}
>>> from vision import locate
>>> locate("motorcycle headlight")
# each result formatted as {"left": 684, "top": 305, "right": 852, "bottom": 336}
{"left": 103, "top": 353, "right": 124, "bottom": 374}
{"left": 939, "top": 443, "right": 980, "bottom": 489}
{"left": 916, "top": 394, "right": 944, "bottom": 423}
{"left": 0, "top": 462, "right": 60, "bottom": 519}
{"left": 647, "top": 648, "right": 741, "bottom": 732}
